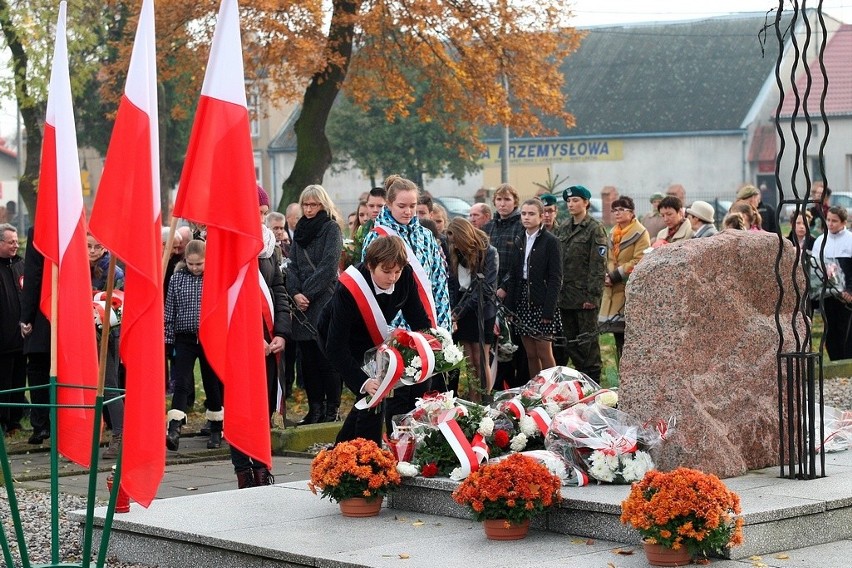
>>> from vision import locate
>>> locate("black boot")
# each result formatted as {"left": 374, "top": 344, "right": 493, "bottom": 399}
{"left": 236, "top": 468, "right": 255, "bottom": 489}
{"left": 253, "top": 467, "right": 275, "bottom": 486}
{"left": 206, "top": 409, "right": 224, "bottom": 449}
{"left": 323, "top": 405, "right": 340, "bottom": 423}
{"left": 166, "top": 410, "right": 185, "bottom": 451}
{"left": 297, "top": 403, "right": 324, "bottom": 426}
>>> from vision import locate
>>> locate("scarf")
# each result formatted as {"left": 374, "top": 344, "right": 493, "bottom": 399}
{"left": 259, "top": 225, "right": 277, "bottom": 259}
{"left": 665, "top": 219, "right": 685, "bottom": 243}
{"left": 293, "top": 209, "right": 331, "bottom": 247}
{"left": 611, "top": 218, "right": 637, "bottom": 259}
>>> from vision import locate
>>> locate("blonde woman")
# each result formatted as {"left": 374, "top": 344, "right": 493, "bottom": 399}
{"left": 286, "top": 185, "right": 344, "bottom": 424}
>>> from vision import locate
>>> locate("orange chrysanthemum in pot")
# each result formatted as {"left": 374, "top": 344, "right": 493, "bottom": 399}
{"left": 620, "top": 467, "right": 744, "bottom": 561}
{"left": 308, "top": 438, "right": 401, "bottom": 503}
{"left": 452, "top": 453, "right": 562, "bottom": 525}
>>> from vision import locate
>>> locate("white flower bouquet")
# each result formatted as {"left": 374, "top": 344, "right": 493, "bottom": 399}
{"left": 545, "top": 402, "right": 672, "bottom": 484}
{"left": 357, "top": 327, "right": 465, "bottom": 410}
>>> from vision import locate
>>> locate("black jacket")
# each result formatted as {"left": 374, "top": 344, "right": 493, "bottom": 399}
{"left": 448, "top": 245, "right": 498, "bottom": 321}
{"left": 506, "top": 228, "right": 562, "bottom": 321}
{"left": 21, "top": 226, "right": 50, "bottom": 354}
{"left": 259, "top": 253, "right": 291, "bottom": 340}
{"left": 0, "top": 253, "right": 24, "bottom": 353}
{"left": 320, "top": 263, "right": 430, "bottom": 397}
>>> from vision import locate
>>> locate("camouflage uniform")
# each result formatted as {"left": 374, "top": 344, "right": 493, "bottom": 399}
{"left": 555, "top": 214, "right": 608, "bottom": 381}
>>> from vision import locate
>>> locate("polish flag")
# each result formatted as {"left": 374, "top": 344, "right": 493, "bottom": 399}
{"left": 32, "top": 1, "right": 99, "bottom": 468}
{"left": 172, "top": 0, "right": 270, "bottom": 467}
{"left": 88, "top": 0, "right": 164, "bottom": 506}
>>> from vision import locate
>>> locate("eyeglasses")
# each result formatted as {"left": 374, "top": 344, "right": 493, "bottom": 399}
{"left": 611, "top": 207, "right": 631, "bottom": 213}
{"left": 301, "top": 202, "right": 321, "bottom": 209}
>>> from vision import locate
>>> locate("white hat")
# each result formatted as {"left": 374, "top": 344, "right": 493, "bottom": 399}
{"left": 686, "top": 201, "right": 715, "bottom": 224}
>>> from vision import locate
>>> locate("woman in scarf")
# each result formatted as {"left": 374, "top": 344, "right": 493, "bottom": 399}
{"left": 360, "top": 175, "right": 450, "bottom": 429}
{"left": 599, "top": 196, "right": 650, "bottom": 360}
{"left": 286, "top": 185, "right": 343, "bottom": 425}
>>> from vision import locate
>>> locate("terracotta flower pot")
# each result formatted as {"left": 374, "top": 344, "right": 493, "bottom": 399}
{"left": 643, "top": 541, "right": 692, "bottom": 566}
{"left": 482, "top": 518, "right": 530, "bottom": 540}
{"left": 339, "top": 496, "right": 383, "bottom": 517}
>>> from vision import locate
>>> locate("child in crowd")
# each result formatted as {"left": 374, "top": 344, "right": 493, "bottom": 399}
{"left": 506, "top": 198, "right": 563, "bottom": 380}
{"left": 322, "top": 236, "right": 430, "bottom": 444}
{"left": 164, "top": 239, "right": 224, "bottom": 451}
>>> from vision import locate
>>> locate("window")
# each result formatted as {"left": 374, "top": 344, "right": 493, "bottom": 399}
{"left": 247, "top": 83, "right": 260, "bottom": 139}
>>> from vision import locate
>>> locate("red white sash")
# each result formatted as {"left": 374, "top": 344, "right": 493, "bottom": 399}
{"left": 338, "top": 265, "right": 390, "bottom": 346}
{"left": 258, "top": 271, "right": 274, "bottom": 337}
{"left": 372, "top": 225, "right": 438, "bottom": 327}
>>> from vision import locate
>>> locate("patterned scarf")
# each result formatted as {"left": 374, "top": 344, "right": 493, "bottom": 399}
{"left": 611, "top": 217, "right": 637, "bottom": 259}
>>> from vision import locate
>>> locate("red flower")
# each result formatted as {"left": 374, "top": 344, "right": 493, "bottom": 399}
{"left": 421, "top": 462, "right": 439, "bottom": 478}
{"left": 494, "top": 430, "right": 510, "bottom": 449}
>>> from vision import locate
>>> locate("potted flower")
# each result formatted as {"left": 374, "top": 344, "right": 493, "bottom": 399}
{"left": 620, "top": 467, "right": 744, "bottom": 566}
{"left": 308, "top": 438, "right": 401, "bottom": 517}
{"left": 452, "top": 453, "right": 562, "bottom": 540}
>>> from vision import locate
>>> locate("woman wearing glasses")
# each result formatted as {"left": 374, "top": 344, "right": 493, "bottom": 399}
{"left": 286, "top": 185, "right": 344, "bottom": 425}
{"left": 599, "top": 197, "right": 649, "bottom": 360}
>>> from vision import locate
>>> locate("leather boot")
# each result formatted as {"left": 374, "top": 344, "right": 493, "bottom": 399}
{"left": 323, "top": 405, "right": 340, "bottom": 423}
{"left": 297, "top": 403, "right": 324, "bottom": 426}
{"left": 206, "top": 409, "right": 224, "bottom": 449}
{"left": 236, "top": 468, "right": 255, "bottom": 489}
{"left": 253, "top": 467, "right": 275, "bottom": 486}
{"left": 102, "top": 434, "right": 122, "bottom": 460}
{"left": 166, "top": 409, "right": 185, "bottom": 451}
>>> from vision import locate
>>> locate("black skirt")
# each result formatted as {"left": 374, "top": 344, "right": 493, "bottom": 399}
{"left": 453, "top": 309, "right": 496, "bottom": 344}
{"left": 515, "top": 283, "right": 562, "bottom": 338}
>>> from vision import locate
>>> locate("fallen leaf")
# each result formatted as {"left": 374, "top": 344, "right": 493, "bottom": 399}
{"left": 186, "top": 487, "right": 198, "bottom": 491}
{"left": 695, "top": 559, "right": 710, "bottom": 565}
{"left": 586, "top": 538, "right": 596, "bottom": 545}
{"left": 569, "top": 538, "right": 586, "bottom": 544}
{"left": 774, "top": 554, "right": 790, "bottom": 560}
{"left": 412, "top": 521, "right": 425, "bottom": 527}
{"left": 749, "top": 557, "right": 763, "bottom": 562}
{"left": 399, "top": 553, "right": 410, "bottom": 559}
{"left": 607, "top": 563, "right": 616, "bottom": 568}
{"left": 612, "top": 547, "right": 635, "bottom": 555}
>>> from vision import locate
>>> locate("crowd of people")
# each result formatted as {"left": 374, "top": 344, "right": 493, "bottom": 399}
{"left": 1, "top": 174, "right": 848, "bottom": 488}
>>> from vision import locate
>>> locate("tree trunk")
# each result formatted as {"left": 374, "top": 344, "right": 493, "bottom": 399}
{"left": 278, "top": 0, "right": 360, "bottom": 211}
{"left": 0, "top": 0, "right": 44, "bottom": 221}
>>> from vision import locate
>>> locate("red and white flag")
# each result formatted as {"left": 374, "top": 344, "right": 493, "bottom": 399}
{"left": 32, "top": 1, "right": 99, "bottom": 468}
{"left": 172, "top": 0, "right": 270, "bottom": 468}
{"left": 88, "top": 0, "right": 164, "bottom": 507}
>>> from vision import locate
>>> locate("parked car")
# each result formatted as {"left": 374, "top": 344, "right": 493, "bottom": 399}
{"left": 432, "top": 196, "right": 471, "bottom": 219}
{"left": 830, "top": 192, "right": 852, "bottom": 210}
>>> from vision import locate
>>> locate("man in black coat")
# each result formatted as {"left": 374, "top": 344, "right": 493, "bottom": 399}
{"left": 20, "top": 226, "right": 52, "bottom": 444}
{"left": 0, "top": 223, "right": 26, "bottom": 435}
{"left": 322, "top": 236, "right": 430, "bottom": 445}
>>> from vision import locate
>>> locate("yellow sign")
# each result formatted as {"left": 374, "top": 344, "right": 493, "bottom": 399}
{"left": 481, "top": 140, "right": 623, "bottom": 165}
{"left": 81, "top": 169, "right": 91, "bottom": 196}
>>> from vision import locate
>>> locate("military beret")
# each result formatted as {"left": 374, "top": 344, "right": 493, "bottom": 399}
{"left": 540, "top": 193, "right": 558, "bottom": 206}
{"left": 563, "top": 185, "right": 591, "bottom": 201}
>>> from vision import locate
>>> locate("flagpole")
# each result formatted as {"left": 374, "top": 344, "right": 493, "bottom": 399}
{"left": 49, "top": 264, "right": 59, "bottom": 565}
{"left": 162, "top": 215, "right": 178, "bottom": 274}
{"left": 81, "top": 255, "right": 117, "bottom": 567}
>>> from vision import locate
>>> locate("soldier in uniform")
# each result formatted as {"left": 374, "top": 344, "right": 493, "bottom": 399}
{"left": 555, "top": 186, "right": 607, "bottom": 382}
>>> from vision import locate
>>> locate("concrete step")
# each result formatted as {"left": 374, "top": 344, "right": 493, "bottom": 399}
{"left": 388, "top": 451, "right": 852, "bottom": 560}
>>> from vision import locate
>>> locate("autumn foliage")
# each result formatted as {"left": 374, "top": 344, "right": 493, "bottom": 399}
{"left": 452, "top": 453, "right": 562, "bottom": 524}
{"left": 620, "top": 468, "right": 745, "bottom": 558}
{"left": 309, "top": 438, "right": 401, "bottom": 503}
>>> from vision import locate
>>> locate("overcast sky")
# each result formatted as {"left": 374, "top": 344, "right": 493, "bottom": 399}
{"left": 1, "top": 1, "right": 850, "bottom": 144}
{"left": 568, "top": 0, "right": 852, "bottom": 27}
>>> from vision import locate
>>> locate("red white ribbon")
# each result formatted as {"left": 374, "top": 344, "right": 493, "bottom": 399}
{"left": 573, "top": 467, "right": 589, "bottom": 487}
{"left": 471, "top": 433, "right": 489, "bottom": 463}
{"left": 393, "top": 330, "right": 437, "bottom": 385}
{"left": 584, "top": 428, "right": 639, "bottom": 456}
{"left": 504, "top": 398, "right": 525, "bottom": 419}
{"left": 258, "top": 270, "right": 275, "bottom": 337}
{"left": 354, "top": 345, "right": 404, "bottom": 410}
{"left": 338, "top": 264, "right": 390, "bottom": 346}
{"left": 372, "top": 225, "right": 438, "bottom": 327}
{"left": 438, "top": 419, "right": 479, "bottom": 478}
{"left": 528, "top": 407, "right": 552, "bottom": 436}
